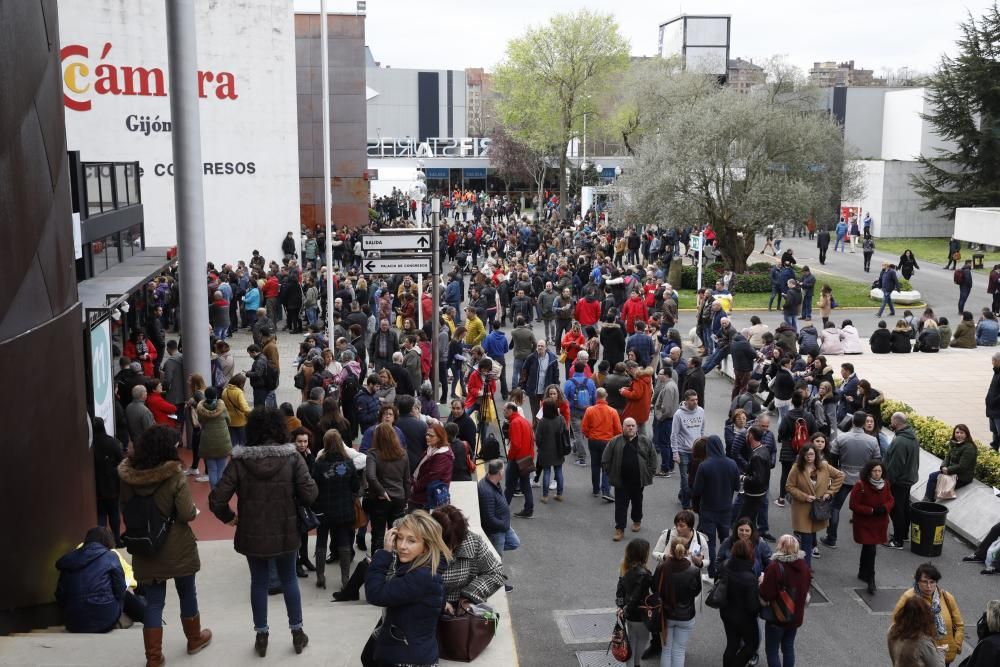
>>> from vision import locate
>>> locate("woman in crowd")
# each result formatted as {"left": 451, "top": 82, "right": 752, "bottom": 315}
{"left": 870, "top": 320, "right": 892, "bottom": 354}
{"left": 534, "top": 398, "right": 567, "bottom": 503}
{"left": 182, "top": 373, "right": 207, "bottom": 481}
{"left": 818, "top": 321, "right": 844, "bottom": 356}
{"left": 615, "top": 538, "right": 653, "bottom": 667}
{"left": 718, "top": 517, "right": 773, "bottom": 577}
{"left": 785, "top": 443, "right": 843, "bottom": 568}
{"left": 723, "top": 409, "right": 749, "bottom": 459}
{"left": 938, "top": 317, "right": 954, "bottom": 349}
{"left": 818, "top": 285, "right": 834, "bottom": 328}
{"left": 448, "top": 325, "right": 468, "bottom": 398}
{"left": 857, "top": 380, "right": 885, "bottom": 432}
{"left": 887, "top": 596, "right": 947, "bottom": 666}
{"left": 977, "top": 309, "right": 1000, "bottom": 346}
{"left": 56, "top": 526, "right": 145, "bottom": 633}
{"left": 840, "top": 319, "right": 864, "bottom": 354}
{"left": 719, "top": 538, "right": 761, "bottom": 667}
{"left": 124, "top": 330, "right": 157, "bottom": 377}
{"left": 221, "top": 374, "right": 252, "bottom": 447}
{"left": 542, "top": 383, "right": 572, "bottom": 426}
{"left": 410, "top": 423, "right": 455, "bottom": 512}
{"left": 893, "top": 563, "right": 965, "bottom": 665}
{"left": 291, "top": 428, "right": 316, "bottom": 577}
{"left": 146, "top": 380, "right": 178, "bottom": 426}
{"left": 209, "top": 407, "right": 318, "bottom": 657}
{"left": 962, "top": 599, "right": 1000, "bottom": 666}
{"left": 560, "top": 322, "right": 587, "bottom": 378}
{"left": 951, "top": 312, "right": 976, "bottom": 349}
{"left": 92, "top": 417, "right": 124, "bottom": 547}
{"left": 760, "top": 534, "right": 812, "bottom": 667}
{"left": 311, "top": 430, "right": 360, "bottom": 592}
{"left": 432, "top": 505, "right": 504, "bottom": 611}
{"left": 922, "top": 423, "right": 979, "bottom": 502}
{"left": 915, "top": 319, "right": 942, "bottom": 352}
{"left": 652, "top": 538, "right": 703, "bottom": 666}
{"left": 898, "top": 249, "right": 920, "bottom": 281}
{"left": 850, "top": 460, "right": 895, "bottom": 595}
{"left": 863, "top": 415, "right": 889, "bottom": 459}
{"left": 891, "top": 320, "right": 913, "bottom": 353}
{"left": 375, "top": 368, "right": 397, "bottom": 406}
{"left": 118, "top": 425, "right": 211, "bottom": 665}
{"left": 318, "top": 397, "right": 353, "bottom": 451}
{"left": 363, "top": 511, "right": 452, "bottom": 667}
{"left": 196, "top": 386, "right": 232, "bottom": 489}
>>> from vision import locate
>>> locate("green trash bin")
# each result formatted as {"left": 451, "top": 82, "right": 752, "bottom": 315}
{"left": 910, "top": 501, "right": 948, "bottom": 557}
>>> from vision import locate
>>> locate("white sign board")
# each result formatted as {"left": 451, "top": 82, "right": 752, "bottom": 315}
{"left": 58, "top": 0, "right": 300, "bottom": 266}
{"left": 363, "top": 256, "right": 432, "bottom": 274}
{"left": 362, "top": 232, "right": 431, "bottom": 252}
{"left": 91, "top": 320, "right": 115, "bottom": 441}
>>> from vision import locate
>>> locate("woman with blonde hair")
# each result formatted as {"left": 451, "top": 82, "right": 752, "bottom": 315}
{"left": 363, "top": 510, "right": 453, "bottom": 666}
{"left": 760, "top": 534, "right": 812, "bottom": 667}
{"left": 651, "top": 537, "right": 702, "bottom": 666}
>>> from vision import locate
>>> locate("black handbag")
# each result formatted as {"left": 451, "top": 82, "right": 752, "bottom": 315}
{"left": 559, "top": 423, "right": 572, "bottom": 457}
{"left": 296, "top": 500, "right": 319, "bottom": 533}
{"left": 705, "top": 573, "right": 728, "bottom": 609}
{"left": 810, "top": 498, "right": 833, "bottom": 522}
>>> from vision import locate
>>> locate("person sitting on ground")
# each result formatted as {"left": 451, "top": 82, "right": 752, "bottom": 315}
{"left": 963, "top": 520, "right": 1000, "bottom": 575}
{"left": 870, "top": 320, "right": 892, "bottom": 354}
{"left": 937, "top": 317, "right": 953, "bottom": 349}
{"left": 914, "top": 319, "right": 941, "bottom": 353}
{"left": 840, "top": 319, "right": 864, "bottom": 354}
{"left": 819, "top": 321, "right": 844, "bottom": 356}
{"left": 951, "top": 312, "right": 977, "bottom": 349}
{"left": 890, "top": 320, "right": 912, "bottom": 353}
{"left": 977, "top": 309, "right": 1000, "bottom": 347}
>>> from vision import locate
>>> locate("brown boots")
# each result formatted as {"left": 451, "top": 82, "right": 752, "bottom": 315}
{"left": 180, "top": 614, "right": 213, "bottom": 654}
{"left": 143, "top": 628, "right": 165, "bottom": 667}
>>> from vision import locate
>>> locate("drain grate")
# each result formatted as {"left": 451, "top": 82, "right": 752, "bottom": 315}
{"left": 853, "top": 587, "right": 908, "bottom": 614}
{"left": 553, "top": 608, "right": 620, "bottom": 645}
{"left": 575, "top": 650, "right": 626, "bottom": 667}
{"left": 808, "top": 582, "right": 830, "bottom": 606}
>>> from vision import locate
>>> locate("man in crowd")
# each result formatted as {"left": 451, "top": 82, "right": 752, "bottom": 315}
{"left": 670, "top": 390, "right": 705, "bottom": 510}
{"left": 582, "top": 388, "right": 622, "bottom": 503}
{"left": 823, "top": 411, "right": 880, "bottom": 548}
{"left": 883, "top": 412, "right": 920, "bottom": 549}
{"left": 478, "top": 459, "right": 518, "bottom": 592}
{"left": 602, "top": 418, "right": 657, "bottom": 542}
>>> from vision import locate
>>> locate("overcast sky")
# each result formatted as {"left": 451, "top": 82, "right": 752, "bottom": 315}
{"left": 294, "top": 0, "right": 994, "bottom": 75}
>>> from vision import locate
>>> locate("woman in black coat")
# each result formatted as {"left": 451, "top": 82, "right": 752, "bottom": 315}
{"left": 534, "top": 399, "right": 568, "bottom": 502}
{"left": 311, "top": 430, "right": 360, "bottom": 591}
{"left": 599, "top": 312, "right": 626, "bottom": 367}
{"left": 898, "top": 250, "right": 920, "bottom": 281}
{"left": 719, "top": 539, "right": 761, "bottom": 667}
{"left": 890, "top": 320, "right": 912, "bottom": 353}
{"left": 93, "top": 417, "right": 125, "bottom": 547}
{"left": 869, "top": 321, "right": 892, "bottom": 354}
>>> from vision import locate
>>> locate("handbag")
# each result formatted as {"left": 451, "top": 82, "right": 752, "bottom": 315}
{"left": 559, "top": 424, "right": 573, "bottom": 457}
{"left": 759, "top": 563, "right": 797, "bottom": 624}
{"left": 810, "top": 498, "right": 833, "bottom": 522}
{"left": 296, "top": 500, "right": 319, "bottom": 533}
{"left": 935, "top": 473, "right": 958, "bottom": 500}
{"left": 515, "top": 455, "right": 535, "bottom": 476}
{"left": 608, "top": 618, "right": 631, "bottom": 663}
{"left": 640, "top": 565, "right": 666, "bottom": 632}
{"left": 353, "top": 498, "right": 367, "bottom": 529}
{"left": 437, "top": 603, "right": 499, "bottom": 662}
{"left": 359, "top": 617, "right": 383, "bottom": 667}
{"left": 705, "top": 573, "right": 728, "bottom": 609}
{"left": 558, "top": 350, "right": 567, "bottom": 364}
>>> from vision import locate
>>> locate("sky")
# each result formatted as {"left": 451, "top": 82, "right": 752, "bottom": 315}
{"left": 294, "top": 0, "right": 995, "bottom": 76}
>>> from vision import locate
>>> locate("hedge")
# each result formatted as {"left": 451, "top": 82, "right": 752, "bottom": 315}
{"left": 880, "top": 398, "right": 1000, "bottom": 488}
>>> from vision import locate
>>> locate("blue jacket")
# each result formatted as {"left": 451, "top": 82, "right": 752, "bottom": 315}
{"left": 355, "top": 388, "right": 381, "bottom": 431}
{"left": 478, "top": 476, "right": 510, "bottom": 535}
{"left": 365, "top": 549, "right": 446, "bottom": 666}
{"left": 977, "top": 319, "right": 999, "bottom": 346}
{"left": 55, "top": 542, "right": 126, "bottom": 633}
{"left": 520, "top": 351, "right": 559, "bottom": 394}
{"left": 360, "top": 424, "right": 405, "bottom": 453}
{"left": 243, "top": 286, "right": 261, "bottom": 311}
{"left": 625, "top": 333, "right": 655, "bottom": 367}
{"left": 445, "top": 280, "right": 462, "bottom": 305}
{"left": 778, "top": 266, "right": 795, "bottom": 292}
{"left": 482, "top": 330, "right": 510, "bottom": 360}
{"left": 880, "top": 268, "right": 899, "bottom": 293}
{"left": 692, "top": 435, "right": 740, "bottom": 513}
{"left": 835, "top": 221, "right": 848, "bottom": 237}
{"left": 563, "top": 374, "right": 597, "bottom": 415}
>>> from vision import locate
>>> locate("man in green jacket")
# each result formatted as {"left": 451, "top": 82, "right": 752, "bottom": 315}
{"left": 883, "top": 412, "right": 920, "bottom": 549}
{"left": 602, "top": 418, "right": 658, "bottom": 542}
{"left": 922, "top": 427, "right": 979, "bottom": 501}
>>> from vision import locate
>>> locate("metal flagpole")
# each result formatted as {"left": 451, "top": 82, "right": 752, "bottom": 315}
{"left": 320, "top": 0, "right": 334, "bottom": 338}
{"left": 431, "top": 197, "right": 441, "bottom": 402}
{"left": 164, "top": 0, "right": 210, "bottom": 389}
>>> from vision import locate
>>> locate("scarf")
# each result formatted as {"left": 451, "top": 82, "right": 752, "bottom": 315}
{"left": 413, "top": 446, "right": 450, "bottom": 480}
{"left": 869, "top": 477, "right": 885, "bottom": 490}
{"left": 915, "top": 584, "right": 947, "bottom": 638}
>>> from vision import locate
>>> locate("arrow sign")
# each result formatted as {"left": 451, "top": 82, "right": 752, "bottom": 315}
{"left": 362, "top": 231, "right": 432, "bottom": 252}
{"left": 363, "top": 255, "right": 432, "bottom": 275}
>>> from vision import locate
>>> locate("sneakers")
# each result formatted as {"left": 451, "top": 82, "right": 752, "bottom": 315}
{"left": 613, "top": 529, "right": 624, "bottom": 542}
{"left": 194, "top": 475, "right": 210, "bottom": 483}
{"left": 592, "top": 492, "right": 600, "bottom": 498}
{"left": 884, "top": 540, "right": 905, "bottom": 550}
{"left": 820, "top": 537, "right": 837, "bottom": 549}
{"left": 513, "top": 491, "right": 524, "bottom": 497}
{"left": 963, "top": 554, "right": 985, "bottom": 563}
{"left": 631, "top": 522, "right": 641, "bottom": 532}
{"left": 530, "top": 480, "right": 541, "bottom": 488}
{"left": 982, "top": 568, "right": 998, "bottom": 575}
{"left": 774, "top": 498, "right": 786, "bottom": 508}
{"left": 601, "top": 494, "right": 616, "bottom": 503}
{"left": 514, "top": 510, "right": 534, "bottom": 519}
{"left": 812, "top": 547, "right": 821, "bottom": 558}
{"left": 655, "top": 471, "right": 672, "bottom": 478}
{"left": 184, "top": 468, "right": 199, "bottom": 476}
{"left": 575, "top": 459, "right": 588, "bottom": 467}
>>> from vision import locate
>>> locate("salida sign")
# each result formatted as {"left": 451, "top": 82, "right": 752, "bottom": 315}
{"left": 61, "top": 41, "right": 238, "bottom": 112}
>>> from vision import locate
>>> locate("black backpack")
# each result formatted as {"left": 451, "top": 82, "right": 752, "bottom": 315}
{"left": 121, "top": 482, "right": 175, "bottom": 556}
{"left": 263, "top": 359, "right": 280, "bottom": 391}
{"left": 478, "top": 433, "right": 501, "bottom": 461}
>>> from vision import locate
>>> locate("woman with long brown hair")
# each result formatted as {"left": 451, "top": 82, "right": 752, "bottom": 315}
{"left": 311, "top": 430, "right": 360, "bottom": 592}
{"left": 362, "top": 423, "right": 411, "bottom": 566}
{"left": 887, "top": 597, "right": 946, "bottom": 666}
{"left": 410, "top": 423, "right": 454, "bottom": 512}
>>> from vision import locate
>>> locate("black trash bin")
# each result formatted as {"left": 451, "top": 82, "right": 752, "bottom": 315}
{"left": 910, "top": 501, "right": 948, "bottom": 557}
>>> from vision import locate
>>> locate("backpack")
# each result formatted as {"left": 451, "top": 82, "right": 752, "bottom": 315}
{"left": 478, "top": 433, "right": 501, "bottom": 461}
{"left": 262, "top": 359, "right": 279, "bottom": 391}
{"left": 791, "top": 417, "right": 810, "bottom": 452}
{"left": 340, "top": 369, "right": 360, "bottom": 404}
{"left": 293, "top": 367, "right": 306, "bottom": 390}
{"left": 425, "top": 480, "right": 451, "bottom": 510}
{"left": 121, "top": 482, "right": 174, "bottom": 557}
{"left": 567, "top": 376, "right": 593, "bottom": 411}
{"left": 808, "top": 398, "right": 828, "bottom": 433}
{"left": 761, "top": 563, "right": 797, "bottom": 625}
{"left": 953, "top": 269, "right": 963, "bottom": 285}
{"left": 211, "top": 357, "right": 226, "bottom": 391}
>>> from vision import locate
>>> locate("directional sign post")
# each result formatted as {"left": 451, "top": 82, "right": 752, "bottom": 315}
{"left": 362, "top": 255, "right": 432, "bottom": 274}
{"left": 362, "top": 231, "right": 431, "bottom": 252}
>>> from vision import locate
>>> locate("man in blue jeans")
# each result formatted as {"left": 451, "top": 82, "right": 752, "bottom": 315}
{"left": 823, "top": 411, "right": 880, "bottom": 547}
{"left": 582, "top": 388, "right": 623, "bottom": 502}
{"left": 651, "top": 367, "right": 679, "bottom": 476}
{"left": 692, "top": 435, "right": 739, "bottom": 578}
{"left": 478, "top": 459, "right": 519, "bottom": 592}
{"left": 876, "top": 263, "right": 898, "bottom": 318}
{"left": 671, "top": 390, "right": 705, "bottom": 509}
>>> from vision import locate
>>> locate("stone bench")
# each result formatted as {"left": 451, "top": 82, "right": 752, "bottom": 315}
{"left": 909, "top": 446, "right": 1000, "bottom": 547}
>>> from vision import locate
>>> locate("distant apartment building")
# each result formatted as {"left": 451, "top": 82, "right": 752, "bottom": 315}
{"left": 465, "top": 67, "right": 494, "bottom": 137}
{"left": 727, "top": 57, "right": 765, "bottom": 94}
{"left": 809, "top": 60, "right": 885, "bottom": 87}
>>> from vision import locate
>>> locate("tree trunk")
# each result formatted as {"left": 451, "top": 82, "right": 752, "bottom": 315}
{"left": 558, "top": 150, "right": 568, "bottom": 222}
{"left": 714, "top": 225, "right": 753, "bottom": 273}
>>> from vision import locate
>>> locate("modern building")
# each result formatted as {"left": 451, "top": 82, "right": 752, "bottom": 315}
{"left": 465, "top": 68, "right": 495, "bottom": 137}
{"left": 726, "top": 57, "right": 766, "bottom": 94}
{"left": 58, "top": 0, "right": 301, "bottom": 266}
{"left": 809, "top": 60, "right": 885, "bottom": 88}
{"left": 657, "top": 14, "right": 731, "bottom": 81}
{"left": 294, "top": 11, "right": 369, "bottom": 231}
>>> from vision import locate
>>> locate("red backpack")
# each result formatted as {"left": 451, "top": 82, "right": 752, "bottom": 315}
{"left": 953, "top": 269, "right": 963, "bottom": 285}
{"left": 791, "top": 417, "right": 810, "bottom": 452}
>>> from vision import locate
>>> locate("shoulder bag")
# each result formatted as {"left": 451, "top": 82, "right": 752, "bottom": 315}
{"left": 759, "top": 563, "right": 797, "bottom": 625}
{"left": 607, "top": 618, "right": 631, "bottom": 663}
{"left": 437, "top": 603, "right": 500, "bottom": 662}
{"left": 810, "top": 497, "right": 833, "bottom": 522}
{"left": 515, "top": 455, "right": 535, "bottom": 476}
{"left": 705, "top": 570, "right": 728, "bottom": 609}
{"left": 641, "top": 566, "right": 666, "bottom": 632}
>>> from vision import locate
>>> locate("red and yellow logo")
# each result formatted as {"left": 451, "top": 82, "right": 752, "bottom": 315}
{"left": 61, "top": 42, "right": 238, "bottom": 112}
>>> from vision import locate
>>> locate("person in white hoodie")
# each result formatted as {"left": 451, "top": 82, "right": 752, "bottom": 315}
{"left": 840, "top": 319, "right": 864, "bottom": 355}
{"left": 670, "top": 390, "right": 705, "bottom": 510}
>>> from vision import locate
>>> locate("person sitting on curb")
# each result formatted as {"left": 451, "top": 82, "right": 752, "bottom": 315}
{"left": 922, "top": 424, "right": 978, "bottom": 502}
{"left": 963, "top": 520, "right": 1000, "bottom": 575}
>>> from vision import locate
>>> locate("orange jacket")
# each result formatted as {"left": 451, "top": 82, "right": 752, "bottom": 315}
{"left": 581, "top": 400, "right": 623, "bottom": 442}
{"left": 561, "top": 331, "right": 586, "bottom": 363}
{"left": 620, "top": 369, "right": 653, "bottom": 424}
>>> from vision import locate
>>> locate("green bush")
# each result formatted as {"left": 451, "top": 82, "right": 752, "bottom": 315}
{"left": 680, "top": 264, "right": 721, "bottom": 290}
{"left": 880, "top": 398, "right": 1000, "bottom": 487}
{"left": 680, "top": 263, "right": 777, "bottom": 292}
{"left": 732, "top": 273, "right": 772, "bottom": 292}
{"left": 748, "top": 262, "right": 773, "bottom": 272}
{"left": 898, "top": 278, "right": 913, "bottom": 291}
{"left": 369, "top": 208, "right": 379, "bottom": 222}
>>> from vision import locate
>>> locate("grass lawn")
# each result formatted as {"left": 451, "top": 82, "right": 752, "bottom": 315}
{"left": 874, "top": 237, "right": 1000, "bottom": 273}
{"left": 676, "top": 273, "right": 900, "bottom": 310}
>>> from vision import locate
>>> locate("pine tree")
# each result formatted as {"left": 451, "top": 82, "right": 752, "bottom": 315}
{"left": 912, "top": 4, "right": 1000, "bottom": 218}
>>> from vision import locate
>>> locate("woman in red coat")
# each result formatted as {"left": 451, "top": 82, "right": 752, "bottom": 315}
{"left": 123, "top": 331, "right": 157, "bottom": 378}
{"left": 560, "top": 324, "right": 587, "bottom": 378}
{"left": 409, "top": 423, "right": 454, "bottom": 511}
{"left": 849, "top": 459, "right": 895, "bottom": 595}
{"left": 145, "top": 381, "right": 178, "bottom": 426}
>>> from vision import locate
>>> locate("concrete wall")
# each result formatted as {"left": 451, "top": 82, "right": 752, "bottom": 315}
{"left": 366, "top": 66, "right": 467, "bottom": 139}
{"left": 955, "top": 207, "right": 1000, "bottom": 245}
{"left": 843, "top": 87, "right": 889, "bottom": 159}
{"left": 295, "top": 13, "right": 369, "bottom": 230}
{"left": 881, "top": 89, "right": 926, "bottom": 160}
{"left": 843, "top": 160, "right": 952, "bottom": 238}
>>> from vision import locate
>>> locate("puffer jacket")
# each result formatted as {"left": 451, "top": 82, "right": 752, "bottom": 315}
{"left": 118, "top": 459, "right": 200, "bottom": 583}
{"left": 621, "top": 368, "right": 654, "bottom": 424}
{"left": 209, "top": 443, "right": 318, "bottom": 558}
{"left": 221, "top": 384, "right": 252, "bottom": 428}
{"left": 841, "top": 325, "right": 864, "bottom": 354}
{"left": 196, "top": 400, "right": 232, "bottom": 459}
{"left": 55, "top": 542, "right": 126, "bottom": 633}
{"left": 311, "top": 451, "right": 360, "bottom": 526}
{"left": 819, "top": 327, "right": 845, "bottom": 355}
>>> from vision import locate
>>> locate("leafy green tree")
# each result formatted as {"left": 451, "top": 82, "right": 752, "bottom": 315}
{"left": 913, "top": 4, "right": 1000, "bottom": 217}
{"left": 494, "top": 10, "right": 629, "bottom": 220}
{"left": 621, "top": 82, "right": 864, "bottom": 272}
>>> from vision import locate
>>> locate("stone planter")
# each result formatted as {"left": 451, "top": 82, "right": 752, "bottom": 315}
{"left": 870, "top": 288, "right": 923, "bottom": 305}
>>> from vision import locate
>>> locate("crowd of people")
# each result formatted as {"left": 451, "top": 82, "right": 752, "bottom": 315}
{"left": 53, "top": 202, "right": 1000, "bottom": 667}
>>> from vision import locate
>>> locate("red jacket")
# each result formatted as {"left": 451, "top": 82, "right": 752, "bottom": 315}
{"left": 848, "top": 479, "right": 895, "bottom": 545}
{"left": 620, "top": 369, "right": 653, "bottom": 424}
{"left": 421, "top": 293, "right": 433, "bottom": 322}
{"left": 123, "top": 339, "right": 157, "bottom": 377}
{"left": 507, "top": 412, "right": 535, "bottom": 461}
{"left": 464, "top": 370, "right": 497, "bottom": 411}
{"left": 262, "top": 276, "right": 280, "bottom": 299}
{"left": 574, "top": 297, "right": 601, "bottom": 328}
{"left": 560, "top": 331, "right": 586, "bottom": 363}
{"left": 146, "top": 391, "right": 177, "bottom": 426}
{"left": 621, "top": 294, "right": 647, "bottom": 334}
{"left": 411, "top": 447, "right": 455, "bottom": 506}
{"left": 760, "top": 556, "right": 812, "bottom": 628}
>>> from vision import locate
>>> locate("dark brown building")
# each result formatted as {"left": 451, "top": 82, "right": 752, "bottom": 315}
{"left": 295, "top": 12, "right": 369, "bottom": 231}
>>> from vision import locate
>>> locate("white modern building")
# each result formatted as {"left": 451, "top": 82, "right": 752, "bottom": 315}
{"left": 59, "top": 0, "right": 300, "bottom": 265}
{"left": 658, "top": 14, "right": 731, "bottom": 79}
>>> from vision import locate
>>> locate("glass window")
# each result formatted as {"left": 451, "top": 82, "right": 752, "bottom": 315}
{"left": 105, "top": 234, "right": 121, "bottom": 268}
{"left": 90, "top": 239, "right": 106, "bottom": 274}
{"left": 85, "top": 164, "right": 102, "bottom": 216}
{"left": 125, "top": 163, "right": 139, "bottom": 204}
{"left": 98, "top": 165, "right": 113, "bottom": 212}
{"left": 115, "top": 164, "right": 128, "bottom": 207}
{"left": 124, "top": 224, "right": 143, "bottom": 257}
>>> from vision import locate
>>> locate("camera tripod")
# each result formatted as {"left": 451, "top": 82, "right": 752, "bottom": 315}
{"left": 472, "top": 367, "right": 508, "bottom": 462}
